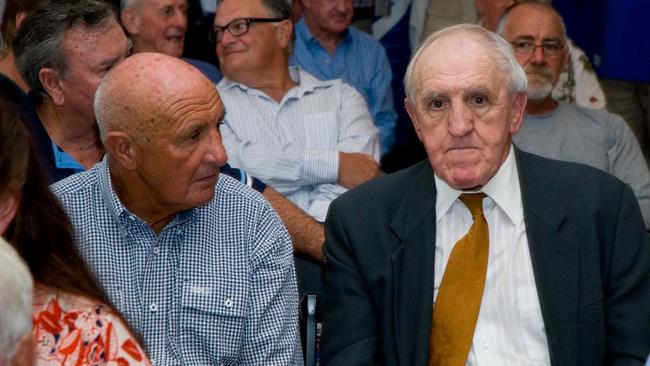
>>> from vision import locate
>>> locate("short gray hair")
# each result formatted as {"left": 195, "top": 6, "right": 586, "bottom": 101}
{"left": 120, "top": 0, "right": 140, "bottom": 10}
{"left": 0, "top": 237, "right": 33, "bottom": 361}
{"left": 496, "top": 0, "right": 567, "bottom": 40}
{"left": 404, "top": 23, "right": 528, "bottom": 105}
{"left": 13, "top": 0, "right": 118, "bottom": 96}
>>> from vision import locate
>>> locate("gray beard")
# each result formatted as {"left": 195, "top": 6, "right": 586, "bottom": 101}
{"left": 527, "top": 80, "right": 554, "bottom": 101}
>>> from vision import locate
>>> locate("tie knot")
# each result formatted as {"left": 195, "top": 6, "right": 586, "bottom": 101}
{"left": 459, "top": 193, "right": 486, "bottom": 217}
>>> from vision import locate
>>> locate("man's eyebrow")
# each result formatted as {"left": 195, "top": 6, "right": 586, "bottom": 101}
{"left": 420, "top": 90, "right": 447, "bottom": 103}
{"left": 512, "top": 35, "right": 534, "bottom": 42}
{"left": 465, "top": 85, "right": 491, "bottom": 97}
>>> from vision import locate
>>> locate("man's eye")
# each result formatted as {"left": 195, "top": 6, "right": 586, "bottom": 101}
{"left": 543, "top": 43, "right": 560, "bottom": 52}
{"left": 514, "top": 41, "right": 532, "bottom": 51}
{"left": 190, "top": 130, "right": 201, "bottom": 140}
{"left": 474, "top": 97, "right": 485, "bottom": 105}
{"left": 430, "top": 100, "right": 444, "bottom": 109}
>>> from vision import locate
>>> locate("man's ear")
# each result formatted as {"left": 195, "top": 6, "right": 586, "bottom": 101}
{"left": 0, "top": 192, "right": 20, "bottom": 236}
{"left": 277, "top": 19, "right": 293, "bottom": 50}
{"left": 39, "top": 68, "right": 64, "bottom": 105}
{"left": 405, "top": 98, "right": 424, "bottom": 141}
{"left": 104, "top": 131, "right": 138, "bottom": 171}
{"left": 121, "top": 8, "right": 141, "bottom": 35}
{"left": 509, "top": 91, "right": 528, "bottom": 135}
{"left": 14, "top": 11, "right": 28, "bottom": 29}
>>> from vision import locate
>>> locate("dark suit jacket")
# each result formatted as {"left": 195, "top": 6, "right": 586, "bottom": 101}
{"left": 322, "top": 149, "right": 650, "bottom": 366}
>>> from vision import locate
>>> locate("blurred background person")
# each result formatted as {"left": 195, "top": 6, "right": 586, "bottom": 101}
{"left": 0, "top": 237, "right": 33, "bottom": 366}
{"left": 0, "top": 96, "right": 150, "bottom": 365}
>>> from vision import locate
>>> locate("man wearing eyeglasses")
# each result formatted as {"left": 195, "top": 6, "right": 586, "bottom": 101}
{"left": 498, "top": 0, "right": 650, "bottom": 228}
{"left": 213, "top": 0, "right": 380, "bottom": 225}
{"left": 213, "top": 0, "right": 380, "bottom": 302}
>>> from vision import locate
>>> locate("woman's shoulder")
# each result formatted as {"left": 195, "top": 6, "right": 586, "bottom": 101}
{"left": 32, "top": 287, "right": 150, "bottom": 365}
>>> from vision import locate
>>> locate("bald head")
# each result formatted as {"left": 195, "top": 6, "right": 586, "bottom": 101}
{"left": 95, "top": 52, "right": 218, "bottom": 143}
{"left": 404, "top": 24, "right": 527, "bottom": 106}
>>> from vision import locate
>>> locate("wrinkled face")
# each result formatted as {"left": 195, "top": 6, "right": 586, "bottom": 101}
{"left": 127, "top": 0, "right": 188, "bottom": 58}
{"left": 500, "top": 5, "right": 567, "bottom": 100}
{"left": 475, "top": 0, "right": 514, "bottom": 31}
{"left": 303, "top": 0, "right": 353, "bottom": 35}
{"left": 406, "top": 36, "right": 526, "bottom": 190}
{"left": 214, "top": 0, "right": 284, "bottom": 81}
{"left": 60, "top": 19, "right": 129, "bottom": 126}
{"left": 133, "top": 80, "right": 228, "bottom": 211}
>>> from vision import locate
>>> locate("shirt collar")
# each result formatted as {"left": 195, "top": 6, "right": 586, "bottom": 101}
{"left": 218, "top": 66, "right": 334, "bottom": 99}
{"left": 98, "top": 158, "right": 195, "bottom": 232}
{"left": 435, "top": 146, "right": 523, "bottom": 225}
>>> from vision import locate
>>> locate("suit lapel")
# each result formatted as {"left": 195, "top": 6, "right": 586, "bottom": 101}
{"left": 390, "top": 163, "right": 437, "bottom": 366}
{"left": 517, "top": 150, "right": 579, "bottom": 366}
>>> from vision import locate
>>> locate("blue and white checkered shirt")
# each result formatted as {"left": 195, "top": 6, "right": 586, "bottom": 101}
{"left": 52, "top": 160, "right": 303, "bottom": 365}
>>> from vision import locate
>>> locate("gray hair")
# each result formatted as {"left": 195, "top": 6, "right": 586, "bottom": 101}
{"left": 0, "top": 237, "right": 33, "bottom": 361}
{"left": 13, "top": 0, "right": 118, "bottom": 95}
{"left": 496, "top": 0, "right": 567, "bottom": 40}
{"left": 216, "top": 0, "right": 295, "bottom": 51}
{"left": 404, "top": 23, "right": 528, "bottom": 106}
{"left": 120, "top": 0, "right": 141, "bottom": 10}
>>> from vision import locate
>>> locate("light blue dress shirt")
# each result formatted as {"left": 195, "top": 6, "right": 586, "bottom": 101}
{"left": 51, "top": 160, "right": 303, "bottom": 365}
{"left": 290, "top": 18, "right": 397, "bottom": 155}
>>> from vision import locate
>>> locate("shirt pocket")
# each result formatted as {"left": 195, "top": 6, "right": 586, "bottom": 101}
{"left": 180, "top": 279, "right": 248, "bottom": 365}
{"left": 304, "top": 112, "right": 339, "bottom": 149}
{"left": 517, "top": 286, "right": 551, "bottom": 364}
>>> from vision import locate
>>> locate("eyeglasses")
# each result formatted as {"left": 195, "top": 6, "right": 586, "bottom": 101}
{"left": 210, "top": 17, "right": 286, "bottom": 43}
{"left": 510, "top": 39, "right": 565, "bottom": 56}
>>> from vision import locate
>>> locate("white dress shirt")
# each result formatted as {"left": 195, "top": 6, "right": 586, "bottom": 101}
{"left": 218, "top": 66, "right": 379, "bottom": 221}
{"left": 434, "top": 147, "right": 551, "bottom": 366}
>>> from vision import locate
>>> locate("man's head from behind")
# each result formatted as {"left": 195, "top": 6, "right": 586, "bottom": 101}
{"left": 301, "top": 0, "right": 353, "bottom": 36}
{"left": 120, "top": 0, "right": 188, "bottom": 58}
{"left": 497, "top": 1, "right": 568, "bottom": 101}
{"left": 0, "top": 237, "right": 33, "bottom": 366}
{"left": 1, "top": 0, "right": 41, "bottom": 52}
{"left": 404, "top": 24, "right": 528, "bottom": 190}
{"left": 214, "top": 0, "right": 293, "bottom": 82}
{"left": 95, "top": 53, "right": 227, "bottom": 215}
{"left": 13, "top": 0, "right": 128, "bottom": 122}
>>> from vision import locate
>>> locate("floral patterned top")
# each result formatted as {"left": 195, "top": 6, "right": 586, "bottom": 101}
{"left": 32, "top": 287, "right": 151, "bottom": 365}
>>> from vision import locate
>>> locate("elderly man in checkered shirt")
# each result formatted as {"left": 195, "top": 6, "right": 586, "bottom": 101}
{"left": 52, "top": 52, "right": 303, "bottom": 365}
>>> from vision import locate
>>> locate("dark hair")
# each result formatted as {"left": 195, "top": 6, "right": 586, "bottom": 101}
{"left": 216, "top": 0, "right": 295, "bottom": 51}
{"left": 0, "top": 0, "right": 41, "bottom": 49}
{"left": 0, "top": 97, "right": 109, "bottom": 305}
{"left": 13, "top": 0, "right": 118, "bottom": 94}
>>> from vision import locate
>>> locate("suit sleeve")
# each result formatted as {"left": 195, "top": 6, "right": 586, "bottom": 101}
{"left": 605, "top": 184, "right": 650, "bottom": 364}
{"left": 322, "top": 200, "right": 380, "bottom": 366}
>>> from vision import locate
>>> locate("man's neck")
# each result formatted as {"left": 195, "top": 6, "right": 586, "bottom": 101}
{"left": 38, "top": 100, "right": 104, "bottom": 169}
{"left": 229, "top": 62, "right": 297, "bottom": 103}
{"left": 0, "top": 51, "right": 29, "bottom": 92}
{"left": 525, "top": 96, "right": 559, "bottom": 116}
{"left": 303, "top": 16, "right": 344, "bottom": 55}
{"left": 109, "top": 161, "right": 179, "bottom": 235}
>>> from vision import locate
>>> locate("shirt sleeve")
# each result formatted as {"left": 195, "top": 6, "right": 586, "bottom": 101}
{"left": 368, "top": 42, "right": 397, "bottom": 155}
{"left": 240, "top": 202, "right": 303, "bottom": 365}
{"left": 606, "top": 113, "right": 650, "bottom": 228}
{"left": 219, "top": 163, "right": 267, "bottom": 193}
{"left": 220, "top": 115, "right": 339, "bottom": 194}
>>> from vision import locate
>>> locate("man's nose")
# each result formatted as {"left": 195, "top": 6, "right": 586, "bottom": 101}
{"left": 447, "top": 104, "right": 474, "bottom": 137}
{"left": 205, "top": 129, "right": 228, "bottom": 166}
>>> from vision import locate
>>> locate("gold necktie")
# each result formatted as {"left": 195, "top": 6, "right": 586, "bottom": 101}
{"left": 429, "top": 193, "right": 489, "bottom": 366}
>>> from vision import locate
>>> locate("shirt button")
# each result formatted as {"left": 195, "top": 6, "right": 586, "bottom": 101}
{"left": 149, "top": 303, "right": 158, "bottom": 312}
{"left": 153, "top": 247, "right": 160, "bottom": 255}
{"left": 481, "top": 342, "right": 488, "bottom": 349}
{"left": 224, "top": 298, "right": 233, "bottom": 308}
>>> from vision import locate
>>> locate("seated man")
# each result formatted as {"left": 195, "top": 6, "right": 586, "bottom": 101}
{"left": 120, "top": 0, "right": 222, "bottom": 82}
{"left": 214, "top": 0, "right": 381, "bottom": 223}
{"left": 14, "top": 0, "right": 324, "bottom": 262}
{"left": 322, "top": 24, "right": 650, "bottom": 365}
{"left": 290, "top": 0, "right": 397, "bottom": 156}
{"left": 52, "top": 52, "right": 302, "bottom": 364}
{"left": 497, "top": 1, "right": 650, "bottom": 226}
{"left": 0, "top": 238, "right": 33, "bottom": 366}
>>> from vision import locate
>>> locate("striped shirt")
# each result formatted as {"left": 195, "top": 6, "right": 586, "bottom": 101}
{"left": 218, "top": 66, "right": 380, "bottom": 222}
{"left": 51, "top": 160, "right": 303, "bottom": 365}
{"left": 290, "top": 18, "right": 397, "bottom": 155}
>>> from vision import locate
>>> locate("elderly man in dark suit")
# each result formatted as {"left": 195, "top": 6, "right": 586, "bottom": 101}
{"left": 321, "top": 23, "right": 650, "bottom": 366}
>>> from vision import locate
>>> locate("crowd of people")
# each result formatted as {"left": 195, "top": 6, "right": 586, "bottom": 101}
{"left": 0, "top": 0, "right": 648, "bottom": 365}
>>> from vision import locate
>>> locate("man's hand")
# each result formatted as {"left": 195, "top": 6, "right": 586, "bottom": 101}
{"left": 338, "top": 152, "right": 382, "bottom": 189}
